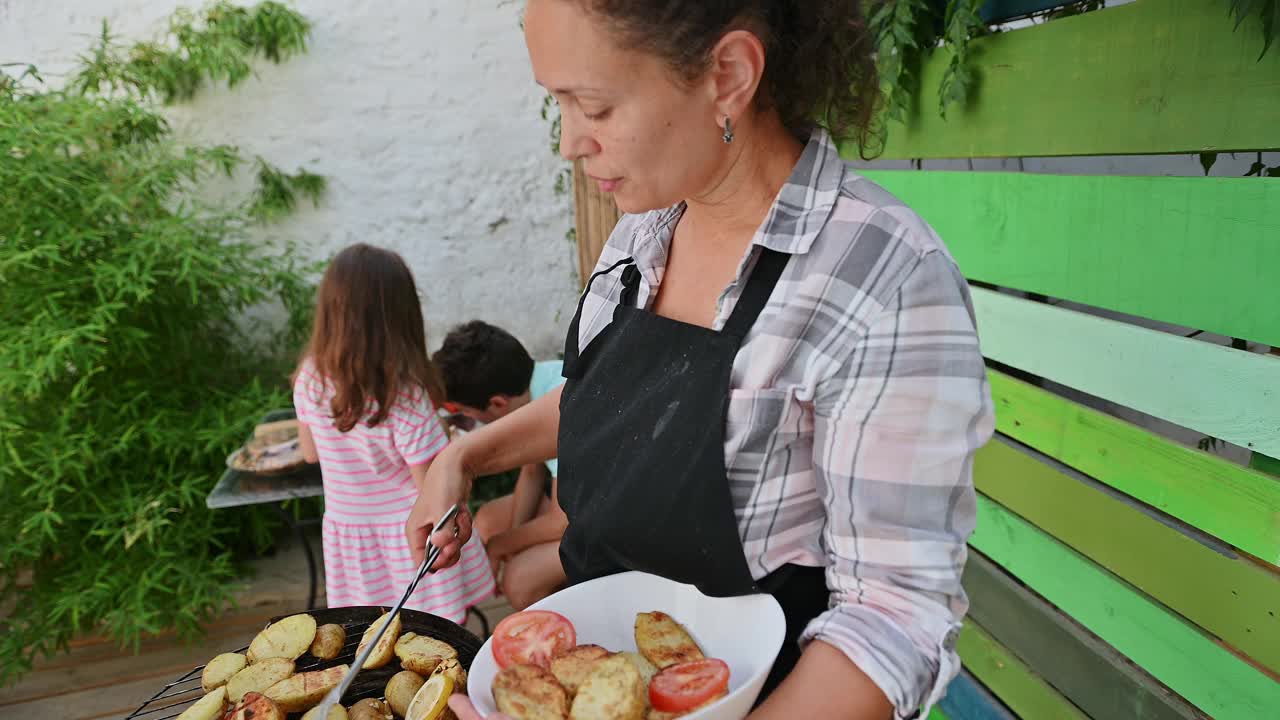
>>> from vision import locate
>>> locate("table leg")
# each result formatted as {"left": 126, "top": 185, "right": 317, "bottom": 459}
{"left": 274, "top": 503, "right": 318, "bottom": 610}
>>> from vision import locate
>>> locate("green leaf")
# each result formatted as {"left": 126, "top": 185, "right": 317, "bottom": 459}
{"left": 1199, "top": 152, "right": 1219, "bottom": 175}
{"left": 0, "top": 1, "right": 316, "bottom": 687}
{"left": 1228, "top": 0, "right": 1279, "bottom": 58}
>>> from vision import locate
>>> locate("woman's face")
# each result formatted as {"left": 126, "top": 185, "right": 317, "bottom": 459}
{"left": 524, "top": 0, "right": 727, "bottom": 214}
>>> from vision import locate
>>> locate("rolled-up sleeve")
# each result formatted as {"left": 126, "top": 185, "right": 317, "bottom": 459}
{"left": 800, "top": 250, "right": 995, "bottom": 719}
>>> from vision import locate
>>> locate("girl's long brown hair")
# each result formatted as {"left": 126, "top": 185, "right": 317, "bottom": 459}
{"left": 294, "top": 244, "right": 445, "bottom": 432}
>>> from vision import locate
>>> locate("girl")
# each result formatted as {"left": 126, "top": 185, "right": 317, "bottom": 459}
{"left": 293, "top": 243, "right": 494, "bottom": 622}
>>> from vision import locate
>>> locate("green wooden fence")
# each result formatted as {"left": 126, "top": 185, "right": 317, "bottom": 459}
{"left": 846, "top": 1, "right": 1280, "bottom": 718}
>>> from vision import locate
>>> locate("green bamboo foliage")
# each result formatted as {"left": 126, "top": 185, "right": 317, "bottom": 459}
{"left": 0, "top": 2, "right": 324, "bottom": 684}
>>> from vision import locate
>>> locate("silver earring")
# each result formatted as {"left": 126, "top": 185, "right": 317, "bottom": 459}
{"left": 722, "top": 117, "right": 734, "bottom": 144}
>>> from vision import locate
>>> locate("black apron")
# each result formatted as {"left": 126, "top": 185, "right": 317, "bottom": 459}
{"left": 556, "top": 247, "right": 830, "bottom": 701}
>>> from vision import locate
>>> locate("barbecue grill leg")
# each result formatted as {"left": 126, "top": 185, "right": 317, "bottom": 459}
{"left": 274, "top": 503, "right": 318, "bottom": 610}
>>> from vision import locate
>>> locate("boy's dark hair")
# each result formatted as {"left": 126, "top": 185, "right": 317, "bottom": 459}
{"left": 432, "top": 321, "right": 535, "bottom": 409}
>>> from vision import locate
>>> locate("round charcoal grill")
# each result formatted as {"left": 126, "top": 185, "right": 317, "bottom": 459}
{"left": 124, "top": 606, "right": 483, "bottom": 719}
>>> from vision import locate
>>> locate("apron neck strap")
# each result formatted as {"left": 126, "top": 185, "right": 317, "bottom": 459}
{"left": 563, "top": 256, "right": 636, "bottom": 378}
{"left": 721, "top": 247, "right": 789, "bottom": 340}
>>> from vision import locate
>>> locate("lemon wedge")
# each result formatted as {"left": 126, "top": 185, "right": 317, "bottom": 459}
{"left": 406, "top": 672, "right": 454, "bottom": 720}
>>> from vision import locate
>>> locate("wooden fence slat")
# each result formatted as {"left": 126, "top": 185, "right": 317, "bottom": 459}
{"left": 939, "top": 671, "right": 1019, "bottom": 720}
{"left": 572, "top": 159, "right": 621, "bottom": 286}
{"left": 859, "top": 171, "right": 1280, "bottom": 348}
{"left": 855, "top": 0, "right": 1280, "bottom": 159}
{"left": 971, "top": 494, "right": 1280, "bottom": 718}
{"left": 1252, "top": 452, "right": 1280, "bottom": 478}
{"left": 976, "top": 437, "right": 1280, "bottom": 673}
{"left": 970, "top": 287, "right": 1280, "bottom": 459}
{"left": 987, "top": 370, "right": 1280, "bottom": 567}
{"left": 958, "top": 621, "right": 1088, "bottom": 720}
{"left": 963, "top": 552, "right": 1206, "bottom": 720}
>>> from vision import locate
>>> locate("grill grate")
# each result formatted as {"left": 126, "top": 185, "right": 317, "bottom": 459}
{"left": 123, "top": 606, "right": 482, "bottom": 719}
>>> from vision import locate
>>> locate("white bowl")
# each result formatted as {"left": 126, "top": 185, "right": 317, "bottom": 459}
{"left": 467, "top": 571, "right": 786, "bottom": 720}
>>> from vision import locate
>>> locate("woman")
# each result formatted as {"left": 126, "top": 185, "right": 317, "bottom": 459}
{"left": 408, "top": 1, "right": 995, "bottom": 718}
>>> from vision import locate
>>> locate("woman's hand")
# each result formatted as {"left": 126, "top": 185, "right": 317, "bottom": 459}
{"left": 448, "top": 694, "right": 512, "bottom": 720}
{"left": 405, "top": 443, "right": 474, "bottom": 568}
{"left": 408, "top": 389, "right": 563, "bottom": 568}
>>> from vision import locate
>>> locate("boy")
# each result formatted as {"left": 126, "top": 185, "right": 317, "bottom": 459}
{"left": 432, "top": 320, "right": 566, "bottom": 610}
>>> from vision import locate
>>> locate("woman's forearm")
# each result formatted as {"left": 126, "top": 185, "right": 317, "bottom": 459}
{"left": 455, "top": 385, "right": 562, "bottom": 478}
{"left": 749, "top": 640, "right": 892, "bottom": 720}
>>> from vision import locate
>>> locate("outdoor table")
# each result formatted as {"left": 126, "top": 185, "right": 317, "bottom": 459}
{"left": 206, "top": 409, "right": 324, "bottom": 610}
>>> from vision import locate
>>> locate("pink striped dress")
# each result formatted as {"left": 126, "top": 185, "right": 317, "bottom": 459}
{"left": 293, "top": 361, "right": 495, "bottom": 623}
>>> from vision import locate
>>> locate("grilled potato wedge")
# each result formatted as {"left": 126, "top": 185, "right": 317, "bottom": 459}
{"left": 226, "top": 691, "right": 286, "bottom": 720}
{"left": 619, "top": 652, "right": 658, "bottom": 687}
{"left": 247, "top": 613, "right": 317, "bottom": 663}
{"left": 394, "top": 631, "right": 458, "bottom": 675}
{"left": 349, "top": 698, "right": 395, "bottom": 720}
{"left": 263, "top": 663, "right": 348, "bottom": 713}
{"left": 302, "top": 705, "right": 350, "bottom": 720}
{"left": 201, "top": 652, "right": 247, "bottom": 692}
{"left": 356, "top": 611, "right": 402, "bottom": 669}
{"left": 175, "top": 686, "right": 227, "bottom": 720}
{"left": 385, "top": 670, "right": 427, "bottom": 718}
{"left": 550, "top": 645, "right": 611, "bottom": 698}
{"left": 634, "top": 612, "right": 703, "bottom": 669}
{"left": 568, "top": 654, "right": 646, "bottom": 720}
{"left": 492, "top": 663, "right": 570, "bottom": 720}
{"left": 226, "top": 657, "right": 295, "bottom": 703}
{"left": 310, "top": 623, "right": 347, "bottom": 660}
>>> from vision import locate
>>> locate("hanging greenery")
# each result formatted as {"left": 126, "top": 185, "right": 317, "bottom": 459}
{"left": 1229, "top": 0, "right": 1278, "bottom": 58}
{"left": 871, "top": 0, "right": 1276, "bottom": 123}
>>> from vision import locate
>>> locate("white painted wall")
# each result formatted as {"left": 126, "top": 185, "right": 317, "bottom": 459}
{"left": 0, "top": 0, "right": 579, "bottom": 358}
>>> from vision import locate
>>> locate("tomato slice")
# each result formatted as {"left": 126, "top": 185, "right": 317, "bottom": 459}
{"left": 491, "top": 610, "right": 577, "bottom": 669}
{"left": 649, "top": 658, "right": 731, "bottom": 712}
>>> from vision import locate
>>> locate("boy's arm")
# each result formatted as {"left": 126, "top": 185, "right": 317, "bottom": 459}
{"left": 509, "top": 462, "right": 550, "bottom": 528}
{"left": 489, "top": 477, "right": 566, "bottom": 560}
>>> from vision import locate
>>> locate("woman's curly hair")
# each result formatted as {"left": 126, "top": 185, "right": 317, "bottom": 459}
{"left": 581, "top": 0, "right": 884, "bottom": 158}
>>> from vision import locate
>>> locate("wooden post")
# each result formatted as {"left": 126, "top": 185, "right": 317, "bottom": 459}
{"left": 572, "top": 159, "right": 623, "bottom": 286}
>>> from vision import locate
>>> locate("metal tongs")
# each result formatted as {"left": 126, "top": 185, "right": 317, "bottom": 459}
{"left": 311, "top": 504, "right": 461, "bottom": 718}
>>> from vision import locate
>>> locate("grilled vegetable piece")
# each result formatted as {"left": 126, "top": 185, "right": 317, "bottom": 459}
{"left": 394, "top": 631, "right": 457, "bottom": 675}
{"left": 356, "top": 612, "right": 403, "bottom": 669}
{"left": 550, "top": 645, "right": 611, "bottom": 698}
{"left": 226, "top": 657, "right": 295, "bottom": 703}
{"left": 568, "top": 654, "right": 646, "bottom": 720}
{"left": 247, "top": 613, "right": 317, "bottom": 663}
{"left": 350, "top": 697, "right": 395, "bottom": 720}
{"left": 226, "top": 691, "right": 286, "bottom": 720}
{"left": 386, "top": 670, "right": 427, "bottom": 717}
{"left": 175, "top": 686, "right": 227, "bottom": 720}
{"left": 201, "top": 652, "right": 247, "bottom": 692}
{"left": 310, "top": 623, "right": 347, "bottom": 660}
{"left": 634, "top": 612, "right": 703, "bottom": 669}
{"left": 263, "top": 663, "right": 348, "bottom": 713}
{"left": 492, "top": 663, "right": 570, "bottom": 720}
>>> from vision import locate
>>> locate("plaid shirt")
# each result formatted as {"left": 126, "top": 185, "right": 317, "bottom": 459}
{"left": 575, "top": 128, "right": 995, "bottom": 719}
